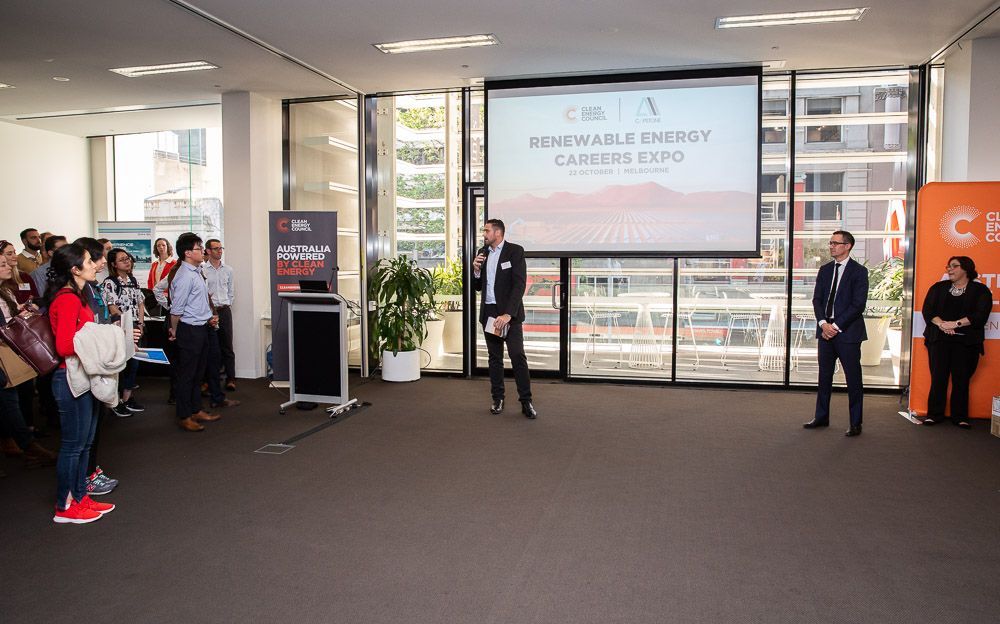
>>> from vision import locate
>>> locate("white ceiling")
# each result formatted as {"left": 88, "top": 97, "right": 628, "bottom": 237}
{"left": 1, "top": 0, "right": 998, "bottom": 136}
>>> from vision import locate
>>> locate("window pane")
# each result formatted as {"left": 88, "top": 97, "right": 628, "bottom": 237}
{"left": 113, "top": 127, "right": 224, "bottom": 285}
{"left": 287, "top": 98, "right": 362, "bottom": 366}
{"left": 791, "top": 71, "right": 910, "bottom": 388}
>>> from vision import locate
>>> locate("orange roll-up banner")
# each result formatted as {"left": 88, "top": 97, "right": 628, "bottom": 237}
{"left": 910, "top": 182, "right": 1000, "bottom": 418}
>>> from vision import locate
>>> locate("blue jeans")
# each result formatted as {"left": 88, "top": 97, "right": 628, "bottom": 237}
{"left": 0, "top": 386, "right": 32, "bottom": 450}
{"left": 52, "top": 369, "right": 99, "bottom": 508}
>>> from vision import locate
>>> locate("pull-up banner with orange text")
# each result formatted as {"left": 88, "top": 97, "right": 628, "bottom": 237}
{"left": 910, "top": 182, "right": 1000, "bottom": 418}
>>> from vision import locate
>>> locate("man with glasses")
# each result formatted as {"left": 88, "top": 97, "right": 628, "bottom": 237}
{"left": 168, "top": 233, "right": 221, "bottom": 432}
{"left": 804, "top": 230, "right": 869, "bottom": 437}
{"left": 203, "top": 239, "right": 237, "bottom": 393}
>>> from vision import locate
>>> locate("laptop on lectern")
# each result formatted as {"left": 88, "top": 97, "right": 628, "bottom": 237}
{"left": 298, "top": 279, "right": 330, "bottom": 293}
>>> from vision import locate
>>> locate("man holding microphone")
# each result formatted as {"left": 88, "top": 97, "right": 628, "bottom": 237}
{"left": 472, "top": 219, "right": 537, "bottom": 419}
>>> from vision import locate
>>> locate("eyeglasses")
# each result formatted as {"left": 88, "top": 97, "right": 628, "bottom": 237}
{"left": 828, "top": 241, "right": 848, "bottom": 246}
{"left": 208, "top": 246, "right": 223, "bottom": 251}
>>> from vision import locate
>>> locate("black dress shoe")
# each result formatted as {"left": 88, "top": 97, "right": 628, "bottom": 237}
{"left": 803, "top": 419, "right": 829, "bottom": 429}
{"left": 490, "top": 399, "right": 504, "bottom": 414}
{"left": 521, "top": 402, "right": 537, "bottom": 419}
{"left": 845, "top": 425, "right": 862, "bottom": 437}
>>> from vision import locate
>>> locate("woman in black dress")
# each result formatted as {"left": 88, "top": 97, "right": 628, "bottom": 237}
{"left": 921, "top": 256, "right": 993, "bottom": 428}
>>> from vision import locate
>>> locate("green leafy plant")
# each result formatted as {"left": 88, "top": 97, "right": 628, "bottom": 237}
{"left": 866, "top": 256, "right": 904, "bottom": 324}
{"left": 368, "top": 256, "right": 437, "bottom": 355}
{"left": 396, "top": 142, "right": 444, "bottom": 165}
{"left": 397, "top": 107, "right": 445, "bottom": 130}
{"left": 432, "top": 256, "right": 463, "bottom": 311}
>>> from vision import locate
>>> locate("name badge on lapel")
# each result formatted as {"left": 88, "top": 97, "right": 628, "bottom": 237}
{"left": 18, "top": 283, "right": 30, "bottom": 291}
{"left": 501, "top": 261, "right": 512, "bottom": 270}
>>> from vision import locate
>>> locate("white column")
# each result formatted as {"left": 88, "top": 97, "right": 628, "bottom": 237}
{"left": 221, "top": 91, "right": 283, "bottom": 378}
{"left": 89, "top": 137, "right": 115, "bottom": 227}
{"left": 941, "top": 36, "right": 1000, "bottom": 181}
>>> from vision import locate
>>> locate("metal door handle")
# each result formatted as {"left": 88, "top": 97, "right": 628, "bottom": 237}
{"left": 551, "top": 282, "right": 563, "bottom": 309}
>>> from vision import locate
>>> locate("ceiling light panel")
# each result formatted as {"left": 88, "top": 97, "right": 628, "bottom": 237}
{"left": 0, "top": 83, "right": 14, "bottom": 89}
{"left": 374, "top": 34, "right": 499, "bottom": 54}
{"left": 716, "top": 8, "right": 869, "bottom": 29}
{"left": 110, "top": 61, "right": 219, "bottom": 78}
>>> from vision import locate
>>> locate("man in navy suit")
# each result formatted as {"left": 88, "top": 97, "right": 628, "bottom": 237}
{"left": 472, "top": 219, "right": 536, "bottom": 419}
{"left": 804, "top": 230, "right": 869, "bottom": 437}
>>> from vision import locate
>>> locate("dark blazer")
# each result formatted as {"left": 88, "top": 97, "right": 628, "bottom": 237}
{"left": 921, "top": 279, "right": 993, "bottom": 352}
{"left": 812, "top": 257, "right": 869, "bottom": 343}
{"left": 472, "top": 241, "right": 527, "bottom": 325}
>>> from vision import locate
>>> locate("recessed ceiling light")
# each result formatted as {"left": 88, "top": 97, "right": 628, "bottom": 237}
{"left": 52, "top": 76, "right": 70, "bottom": 82}
{"left": 716, "top": 8, "right": 869, "bottom": 29}
{"left": 763, "top": 60, "right": 787, "bottom": 69}
{"left": 109, "top": 60, "right": 218, "bottom": 78}
{"left": 374, "top": 34, "right": 499, "bottom": 54}
{"left": 0, "top": 82, "right": 14, "bottom": 89}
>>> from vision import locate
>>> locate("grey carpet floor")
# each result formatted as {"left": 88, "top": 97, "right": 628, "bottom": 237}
{"left": 3, "top": 375, "right": 999, "bottom": 624}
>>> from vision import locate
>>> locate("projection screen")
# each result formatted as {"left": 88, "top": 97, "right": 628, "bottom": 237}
{"left": 486, "top": 69, "right": 762, "bottom": 256}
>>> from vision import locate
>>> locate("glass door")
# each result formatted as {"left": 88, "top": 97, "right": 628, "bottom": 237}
{"left": 467, "top": 185, "right": 566, "bottom": 377}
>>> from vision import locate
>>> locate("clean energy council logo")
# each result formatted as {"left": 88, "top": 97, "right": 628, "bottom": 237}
{"left": 275, "top": 217, "right": 313, "bottom": 233}
{"left": 939, "top": 205, "right": 984, "bottom": 248}
{"left": 563, "top": 104, "right": 608, "bottom": 123}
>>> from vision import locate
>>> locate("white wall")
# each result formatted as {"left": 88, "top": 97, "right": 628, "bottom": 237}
{"left": 221, "top": 92, "right": 283, "bottom": 379}
{"left": 941, "top": 36, "right": 1000, "bottom": 181}
{"left": 0, "top": 122, "right": 92, "bottom": 245}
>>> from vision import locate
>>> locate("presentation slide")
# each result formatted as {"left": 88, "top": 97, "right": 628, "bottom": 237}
{"left": 487, "top": 74, "right": 760, "bottom": 255}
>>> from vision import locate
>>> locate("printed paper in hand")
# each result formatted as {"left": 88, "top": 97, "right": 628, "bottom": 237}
{"left": 485, "top": 316, "right": 509, "bottom": 338}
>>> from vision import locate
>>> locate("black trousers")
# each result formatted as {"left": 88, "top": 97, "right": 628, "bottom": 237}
{"left": 204, "top": 327, "right": 226, "bottom": 404}
{"left": 216, "top": 306, "right": 236, "bottom": 381}
{"left": 175, "top": 323, "right": 209, "bottom": 420}
{"left": 926, "top": 341, "right": 981, "bottom": 420}
{"left": 814, "top": 336, "right": 864, "bottom": 427}
{"left": 482, "top": 304, "right": 532, "bottom": 403}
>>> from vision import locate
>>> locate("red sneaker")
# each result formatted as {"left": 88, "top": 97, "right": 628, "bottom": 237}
{"left": 78, "top": 495, "right": 115, "bottom": 515}
{"left": 53, "top": 500, "right": 102, "bottom": 524}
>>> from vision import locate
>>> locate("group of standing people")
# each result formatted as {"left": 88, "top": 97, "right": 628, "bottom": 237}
{"left": 1, "top": 228, "right": 240, "bottom": 523}
{"left": 805, "top": 230, "right": 992, "bottom": 434}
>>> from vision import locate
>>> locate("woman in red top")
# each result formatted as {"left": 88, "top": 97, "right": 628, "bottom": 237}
{"left": 44, "top": 243, "right": 115, "bottom": 524}
{"left": 147, "top": 237, "right": 176, "bottom": 290}
{"left": 0, "top": 240, "right": 40, "bottom": 304}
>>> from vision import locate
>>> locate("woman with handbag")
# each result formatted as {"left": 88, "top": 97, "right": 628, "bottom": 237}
{"left": 0, "top": 239, "right": 44, "bottom": 436}
{"left": 43, "top": 243, "right": 115, "bottom": 524}
{"left": 0, "top": 254, "right": 56, "bottom": 467}
{"left": 103, "top": 248, "right": 145, "bottom": 416}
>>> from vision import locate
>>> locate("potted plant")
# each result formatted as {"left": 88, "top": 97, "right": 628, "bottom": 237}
{"left": 862, "top": 257, "right": 904, "bottom": 367}
{"left": 432, "top": 256, "right": 464, "bottom": 353}
{"left": 369, "top": 255, "right": 437, "bottom": 382}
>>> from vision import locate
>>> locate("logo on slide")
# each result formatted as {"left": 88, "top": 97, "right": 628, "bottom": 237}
{"left": 564, "top": 106, "right": 578, "bottom": 122}
{"left": 939, "top": 205, "right": 981, "bottom": 248}
{"left": 275, "top": 218, "right": 291, "bottom": 233}
{"left": 636, "top": 97, "right": 660, "bottom": 117}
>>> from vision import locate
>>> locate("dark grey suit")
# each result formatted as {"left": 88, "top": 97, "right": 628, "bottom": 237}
{"left": 472, "top": 241, "right": 531, "bottom": 403}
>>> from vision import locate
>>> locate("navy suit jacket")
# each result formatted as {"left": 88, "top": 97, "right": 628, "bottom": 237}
{"left": 812, "top": 258, "right": 869, "bottom": 343}
{"left": 472, "top": 241, "right": 527, "bottom": 325}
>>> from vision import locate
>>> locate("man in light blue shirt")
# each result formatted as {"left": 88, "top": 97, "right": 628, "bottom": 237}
{"left": 168, "top": 233, "right": 220, "bottom": 432}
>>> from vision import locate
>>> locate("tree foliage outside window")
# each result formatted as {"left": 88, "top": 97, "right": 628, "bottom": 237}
{"left": 397, "top": 107, "right": 445, "bottom": 130}
{"left": 396, "top": 142, "right": 444, "bottom": 165}
{"left": 397, "top": 207, "right": 445, "bottom": 234}
{"left": 396, "top": 174, "right": 445, "bottom": 200}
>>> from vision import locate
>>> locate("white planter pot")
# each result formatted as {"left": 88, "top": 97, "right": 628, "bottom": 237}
{"left": 381, "top": 349, "right": 421, "bottom": 382}
{"left": 861, "top": 316, "right": 891, "bottom": 366}
{"left": 442, "top": 310, "right": 464, "bottom": 353}
{"left": 420, "top": 319, "right": 445, "bottom": 366}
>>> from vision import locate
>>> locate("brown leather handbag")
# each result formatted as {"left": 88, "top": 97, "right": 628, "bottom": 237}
{"left": 0, "top": 313, "right": 61, "bottom": 375}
